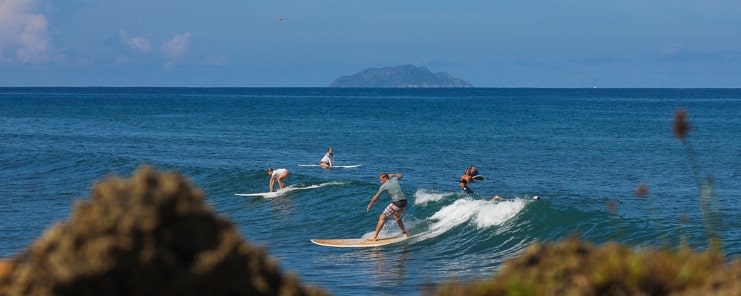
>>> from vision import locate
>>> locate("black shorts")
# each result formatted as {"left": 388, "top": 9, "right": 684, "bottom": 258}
{"left": 392, "top": 199, "right": 407, "bottom": 208}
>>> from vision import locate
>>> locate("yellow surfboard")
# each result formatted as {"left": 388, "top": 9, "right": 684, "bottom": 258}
{"left": 310, "top": 235, "right": 407, "bottom": 248}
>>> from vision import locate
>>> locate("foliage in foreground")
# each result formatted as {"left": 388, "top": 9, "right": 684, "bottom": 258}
{"left": 430, "top": 237, "right": 741, "bottom": 296}
{"left": 0, "top": 167, "right": 327, "bottom": 296}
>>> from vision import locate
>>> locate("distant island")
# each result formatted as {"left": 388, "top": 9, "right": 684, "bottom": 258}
{"left": 329, "top": 64, "right": 473, "bottom": 88}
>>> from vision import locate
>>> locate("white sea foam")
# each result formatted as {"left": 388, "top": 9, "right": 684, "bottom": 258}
{"left": 300, "top": 181, "right": 348, "bottom": 189}
{"left": 413, "top": 188, "right": 450, "bottom": 204}
{"left": 416, "top": 197, "right": 528, "bottom": 240}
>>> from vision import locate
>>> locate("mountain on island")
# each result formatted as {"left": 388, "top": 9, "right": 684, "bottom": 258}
{"left": 329, "top": 64, "right": 473, "bottom": 88}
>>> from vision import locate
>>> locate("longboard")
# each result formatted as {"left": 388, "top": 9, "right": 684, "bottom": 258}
{"left": 234, "top": 185, "right": 299, "bottom": 198}
{"left": 235, "top": 181, "right": 346, "bottom": 198}
{"left": 310, "top": 235, "right": 407, "bottom": 248}
{"left": 298, "top": 164, "right": 361, "bottom": 168}
{"left": 234, "top": 191, "right": 281, "bottom": 198}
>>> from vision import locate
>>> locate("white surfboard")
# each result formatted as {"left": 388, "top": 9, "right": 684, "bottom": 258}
{"left": 472, "top": 175, "right": 484, "bottom": 181}
{"left": 235, "top": 185, "right": 304, "bottom": 198}
{"left": 235, "top": 181, "right": 346, "bottom": 198}
{"left": 310, "top": 235, "right": 407, "bottom": 248}
{"left": 234, "top": 191, "right": 283, "bottom": 198}
{"left": 298, "top": 164, "right": 361, "bottom": 168}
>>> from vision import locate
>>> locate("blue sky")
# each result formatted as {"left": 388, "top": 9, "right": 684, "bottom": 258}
{"left": 2, "top": 0, "right": 740, "bottom": 87}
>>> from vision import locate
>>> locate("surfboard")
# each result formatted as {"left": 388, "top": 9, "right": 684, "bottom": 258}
{"left": 235, "top": 181, "right": 346, "bottom": 198}
{"left": 235, "top": 185, "right": 299, "bottom": 198}
{"left": 234, "top": 191, "right": 282, "bottom": 198}
{"left": 298, "top": 164, "right": 361, "bottom": 168}
{"left": 310, "top": 235, "right": 407, "bottom": 248}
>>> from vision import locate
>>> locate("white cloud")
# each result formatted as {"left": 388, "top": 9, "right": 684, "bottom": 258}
{"left": 0, "top": 0, "right": 52, "bottom": 64}
{"left": 118, "top": 29, "right": 152, "bottom": 53}
{"left": 160, "top": 32, "right": 190, "bottom": 66}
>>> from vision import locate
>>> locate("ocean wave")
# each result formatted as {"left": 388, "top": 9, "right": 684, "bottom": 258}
{"left": 409, "top": 188, "right": 532, "bottom": 243}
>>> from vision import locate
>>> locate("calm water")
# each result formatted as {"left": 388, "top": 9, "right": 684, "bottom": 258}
{"left": 1, "top": 87, "right": 740, "bottom": 295}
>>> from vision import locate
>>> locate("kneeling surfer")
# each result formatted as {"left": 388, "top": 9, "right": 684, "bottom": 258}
{"left": 319, "top": 147, "right": 334, "bottom": 168}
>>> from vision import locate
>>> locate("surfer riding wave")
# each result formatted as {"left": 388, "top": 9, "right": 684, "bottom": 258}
{"left": 366, "top": 172, "right": 409, "bottom": 241}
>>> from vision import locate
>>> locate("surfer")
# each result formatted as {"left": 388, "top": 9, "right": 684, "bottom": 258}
{"left": 266, "top": 168, "right": 290, "bottom": 192}
{"left": 468, "top": 166, "right": 479, "bottom": 177}
{"left": 366, "top": 172, "right": 409, "bottom": 241}
{"left": 460, "top": 168, "right": 474, "bottom": 184}
{"left": 459, "top": 179, "right": 474, "bottom": 194}
{"left": 319, "top": 147, "right": 334, "bottom": 168}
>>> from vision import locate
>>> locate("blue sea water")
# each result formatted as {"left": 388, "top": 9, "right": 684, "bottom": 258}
{"left": 1, "top": 87, "right": 740, "bottom": 295}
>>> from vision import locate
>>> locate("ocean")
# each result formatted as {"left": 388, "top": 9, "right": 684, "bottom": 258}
{"left": 1, "top": 87, "right": 739, "bottom": 295}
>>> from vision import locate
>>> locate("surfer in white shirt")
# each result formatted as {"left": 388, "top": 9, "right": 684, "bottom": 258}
{"left": 266, "top": 168, "right": 290, "bottom": 192}
{"left": 319, "top": 147, "right": 334, "bottom": 168}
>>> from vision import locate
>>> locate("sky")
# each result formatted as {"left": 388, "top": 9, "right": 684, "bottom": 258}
{"left": 2, "top": 0, "right": 741, "bottom": 87}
